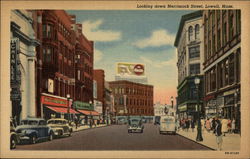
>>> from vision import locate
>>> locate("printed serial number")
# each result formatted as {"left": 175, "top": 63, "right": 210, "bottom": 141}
{"left": 225, "top": 152, "right": 239, "bottom": 155}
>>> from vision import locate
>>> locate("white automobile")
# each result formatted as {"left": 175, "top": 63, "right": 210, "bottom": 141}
{"left": 159, "top": 115, "right": 176, "bottom": 135}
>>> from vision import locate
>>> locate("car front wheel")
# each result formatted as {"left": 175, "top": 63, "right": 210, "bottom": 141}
{"left": 30, "top": 135, "right": 37, "bottom": 144}
{"left": 48, "top": 132, "right": 53, "bottom": 141}
{"left": 10, "top": 136, "right": 16, "bottom": 149}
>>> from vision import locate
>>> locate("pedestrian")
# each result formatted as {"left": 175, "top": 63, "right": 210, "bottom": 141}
{"left": 231, "top": 119, "right": 236, "bottom": 133}
{"left": 191, "top": 119, "right": 195, "bottom": 132}
{"left": 211, "top": 118, "right": 216, "bottom": 133}
{"left": 205, "top": 118, "right": 211, "bottom": 132}
{"left": 227, "top": 119, "right": 232, "bottom": 133}
{"left": 221, "top": 118, "right": 228, "bottom": 136}
{"left": 201, "top": 118, "right": 205, "bottom": 131}
{"left": 215, "top": 117, "right": 223, "bottom": 151}
{"left": 185, "top": 119, "right": 190, "bottom": 132}
{"left": 74, "top": 116, "right": 78, "bottom": 129}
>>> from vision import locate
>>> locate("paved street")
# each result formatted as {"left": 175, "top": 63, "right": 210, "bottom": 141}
{"left": 15, "top": 124, "right": 212, "bottom": 150}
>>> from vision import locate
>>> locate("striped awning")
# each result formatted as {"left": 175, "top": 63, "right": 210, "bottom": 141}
{"left": 46, "top": 106, "right": 79, "bottom": 114}
{"left": 77, "top": 109, "right": 100, "bottom": 116}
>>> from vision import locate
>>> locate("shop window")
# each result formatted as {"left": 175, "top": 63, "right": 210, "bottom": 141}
{"left": 189, "top": 45, "right": 200, "bottom": 59}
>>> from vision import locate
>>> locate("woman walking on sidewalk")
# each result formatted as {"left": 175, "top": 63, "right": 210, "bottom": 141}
{"left": 205, "top": 118, "right": 211, "bottom": 132}
{"left": 191, "top": 119, "right": 195, "bottom": 132}
{"left": 215, "top": 118, "right": 223, "bottom": 151}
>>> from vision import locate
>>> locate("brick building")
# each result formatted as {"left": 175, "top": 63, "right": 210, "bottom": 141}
{"left": 93, "top": 70, "right": 105, "bottom": 117}
{"left": 109, "top": 80, "right": 154, "bottom": 116}
{"left": 34, "top": 10, "right": 94, "bottom": 120}
{"left": 203, "top": 10, "right": 241, "bottom": 132}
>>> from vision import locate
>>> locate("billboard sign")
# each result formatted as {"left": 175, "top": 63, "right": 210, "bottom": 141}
{"left": 116, "top": 62, "right": 145, "bottom": 76}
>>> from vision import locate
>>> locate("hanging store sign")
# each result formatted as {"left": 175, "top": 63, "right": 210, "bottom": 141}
{"left": 41, "top": 95, "right": 70, "bottom": 107}
{"left": 10, "top": 38, "right": 21, "bottom": 88}
{"left": 73, "top": 101, "right": 94, "bottom": 111}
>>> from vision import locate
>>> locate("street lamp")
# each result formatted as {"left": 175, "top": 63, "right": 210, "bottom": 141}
{"left": 171, "top": 96, "right": 174, "bottom": 108}
{"left": 66, "top": 94, "right": 70, "bottom": 123}
{"left": 89, "top": 100, "right": 93, "bottom": 127}
{"left": 195, "top": 77, "right": 203, "bottom": 142}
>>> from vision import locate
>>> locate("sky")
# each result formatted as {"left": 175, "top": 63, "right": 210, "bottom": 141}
{"left": 67, "top": 10, "right": 195, "bottom": 105}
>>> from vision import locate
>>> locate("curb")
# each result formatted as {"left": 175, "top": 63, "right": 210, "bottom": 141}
{"left": 176, "top": 133, "right": 215, "bottom": 150}
{"left": 72, "top": 125, "right": 110, "bottom": 133}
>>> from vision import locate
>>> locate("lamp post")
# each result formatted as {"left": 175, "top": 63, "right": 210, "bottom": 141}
{"left": 195, "top": 77, "right": 203, "bottom": 142}
{"left": 171, "top": 96, "right": 174, "bottom": 116}
{"left": 89, "top": 100, "right": 93, "bottom": 127}
{"left": 66, "top": 94, "right": 70, "bottom": 123}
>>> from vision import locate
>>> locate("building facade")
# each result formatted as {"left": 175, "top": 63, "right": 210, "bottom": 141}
{"left": 34, "top": 10, "right": 94, "bottom": 121}
{"left": 10, "top": 10, "right": 40, "bottom": 124}
{"left": 109, "top": 80, "right": 154, "bottom": 116}
{"left": 174, "top": 11, "right": 204, "bottom": 120}
{"left": 203, "top": 10, "right": 241, "bottom": 132}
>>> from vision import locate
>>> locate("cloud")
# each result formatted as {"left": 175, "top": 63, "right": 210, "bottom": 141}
{"left": 134, "top": 29, "right": 175, "bottom": 48}
{"left": 139, "top": 54, "right": 176, "bottom": 68}
{"left": 82, "top": 19, "right": 122, "bottom": 42}
{"left": 94, "top": 49, "right": 103, "bottom": 63}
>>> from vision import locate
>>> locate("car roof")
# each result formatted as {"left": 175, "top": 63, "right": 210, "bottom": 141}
{"left": 21, "top": 118, "right": 45, "bottom": 121}
{"left": 48, "top": 118, "right": 67, "bottom": 121}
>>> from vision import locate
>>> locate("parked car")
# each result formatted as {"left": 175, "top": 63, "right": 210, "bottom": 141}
{"left": 47, "top": 118, "right": 73, "bottom": 137}
{"left": 16, "top": 118, "right": 54, "bottom": 144}
{"left": 128, "top": 118, "right": 144, "bottom": 133}
{"left": 10, "top": 120, "right": 20, "bottom": 149}
{"left": 159, "top": 115, "right": 176, "bottom": 135}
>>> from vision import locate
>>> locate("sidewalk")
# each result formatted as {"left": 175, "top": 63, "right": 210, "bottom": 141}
{"left": 177, "top": 128, "right": 240, "bottom": 151}
{"left": 72, "top": 124, "right": 108, "bottom": 132}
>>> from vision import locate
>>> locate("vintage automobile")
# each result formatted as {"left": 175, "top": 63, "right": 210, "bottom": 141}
{"left": 159, "top": 115, "right": 176, "bottom": 135}
{"left": 16, "top": 118, "right": 54, "bottom": 144}
{"left": 10, "top": 120, "right": 20, "bottom": 149}
{"left": 128, "top": 118, "right": 144, "bottom": 133}
{"left": 47, "top": 118, "right": 73, "bottom": 137}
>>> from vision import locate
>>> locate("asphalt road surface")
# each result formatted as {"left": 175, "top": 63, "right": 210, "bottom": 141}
{"left": 15, "top": 124, "right": 212, "bottom": 150}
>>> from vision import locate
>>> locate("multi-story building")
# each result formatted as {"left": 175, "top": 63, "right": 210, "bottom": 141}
{"left": 174, "top": 11, "right": 204, "bottom": 120}
{"left": 109, "top": 80, "right": 154, "bottom": 116}
{"left": 203, "top": 10, "right": 241, "bottom": 132}
{"left": 93, "top": 69, "right": 105, "bottom": 118}
{"left": 70, "top": 15, "right": 96, "bottom": 120}
{"left": 10, "top": 10, "right": 40, "bottom": 124}
{"left": 33, "top": 10, "right": 95, "bottom": 121}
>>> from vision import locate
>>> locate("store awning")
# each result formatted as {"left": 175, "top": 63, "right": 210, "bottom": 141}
{"left": 77, "top": 109, "right": 100, "bottom": 116}
{"left": 46, "top": 106, "right": 79, "bottom": 114}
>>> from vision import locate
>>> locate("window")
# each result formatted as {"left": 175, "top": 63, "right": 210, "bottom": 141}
{"left": 195, "top": 24, "right": 200, "bottom": 40}
{"left": 188, "top": 26, "right": 193, "bottom": 41}
{"left": 189, "top": 46, "right": 200, "bottom": 58}
{"left": 229, "top": 54, "right": 235, "bottom": 84}
{"left": 223, "top": 21, "right": 227, "bottom": 45}
{"left": 77, "top": 70, "right": 80, "bottom": 80}
{"left": 43, "top": 47, "right": 52, "bottom": 63}
{"left": 229, "top": 14, "right": 234, "bottom": 40}
{"left": 189, "top": 63, "right": 200, "bottom": 75}
{"left": 217, "top": 29, "right": 221, "bottom": 50}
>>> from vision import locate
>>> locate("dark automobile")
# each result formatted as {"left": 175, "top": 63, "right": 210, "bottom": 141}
{"left": 10, "top": 120, "right": 20, "bottom": 149}
{"left": 128, "top": 118, "right": 144, "bottom": 133}
{"left": 16, "top": 118, "right": 54, "bottom": 144}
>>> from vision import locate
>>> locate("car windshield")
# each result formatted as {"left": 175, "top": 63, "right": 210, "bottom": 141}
{"left": 130, "top": 119, "right": 140, "bottom": 125}
{"left": 48, "top": 120, "right": 64, "bottom": 124}
{"left": 20, "top": 120, "right": 38, "bottom": 125}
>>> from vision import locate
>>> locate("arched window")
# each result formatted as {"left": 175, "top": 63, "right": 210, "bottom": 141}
{"left": 188, "top": 26, "right": 193, "bottom": 41}
{"left": 195, "top": 24, "right": 200, "bottom": 40}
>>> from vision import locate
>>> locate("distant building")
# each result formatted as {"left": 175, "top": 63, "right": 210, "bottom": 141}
{"left": 109, "top": 80, "right": 154, "bottom": 116}
{"left": 203, "top": 10, "right": 241, "bottom": 132}
{"left": 115, "top": 62, "right": 148, "bottom": 84}
{"left": 174, "top": 11, "right": 204, "bottom": 120}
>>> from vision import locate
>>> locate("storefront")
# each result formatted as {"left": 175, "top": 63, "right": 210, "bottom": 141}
{"left": 73, "top": 101, "right": 100, "bottom": 125}
{"left": 41, "top": 93, "right": 78, "bottom": 121}
{"left": 177, "top": 104, "right": 187, "bottom": 119}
